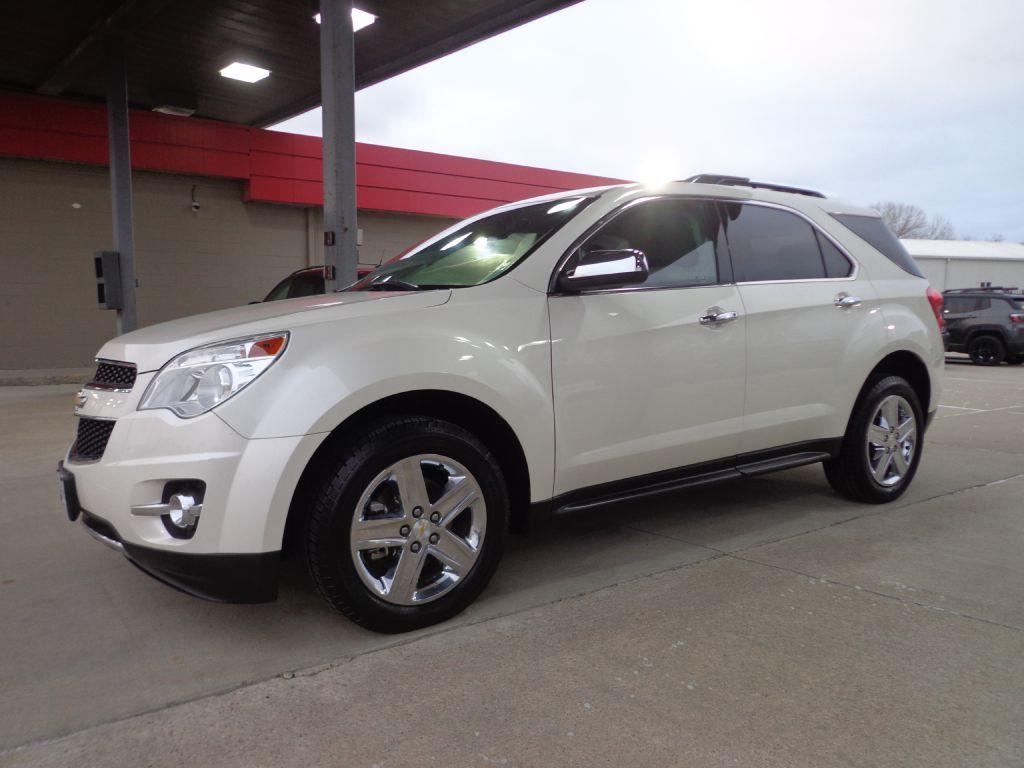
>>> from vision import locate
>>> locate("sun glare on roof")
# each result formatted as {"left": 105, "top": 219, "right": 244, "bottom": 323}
{"left": 219, "top": 62, "right": 271, "bottom": 83}
{"left": 313, "top": 7, "right": 377, "bottom": 31}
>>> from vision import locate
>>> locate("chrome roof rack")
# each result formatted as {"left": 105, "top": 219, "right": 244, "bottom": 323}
{"left": 682, "top": 174, "right": 826, "bottom": 199}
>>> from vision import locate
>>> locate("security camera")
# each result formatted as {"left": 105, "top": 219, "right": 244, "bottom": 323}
{"left": 190, "top": 201, "right": 200, "bottom": 212}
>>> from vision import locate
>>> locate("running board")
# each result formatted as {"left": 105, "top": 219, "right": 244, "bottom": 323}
{"left": 556, "top": 468, "right": 740, "bottom": 515}
{"left": 548, "top": 445, "right": 836, "bottom": 518}
{"left": 736, "top": 451, "right": 832, "bottom": 477}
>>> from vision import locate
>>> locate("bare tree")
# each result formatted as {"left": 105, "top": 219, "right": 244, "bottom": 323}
{"left": 872, "top": 202, "right": 956, "bottom": 240}
{"left": 924, "top": 215, "right": 955, "bottom": 240}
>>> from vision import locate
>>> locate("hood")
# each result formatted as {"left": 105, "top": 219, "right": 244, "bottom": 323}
{"left": 98, "top": 290, "right": 452, "bottom": 371}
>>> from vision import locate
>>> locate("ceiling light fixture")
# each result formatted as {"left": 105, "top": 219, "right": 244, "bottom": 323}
{"left": 313, "top": 7, "right": 377, "bottom": 31}
{"left": 219, "top": 62, "right": 270, "bottom": 83}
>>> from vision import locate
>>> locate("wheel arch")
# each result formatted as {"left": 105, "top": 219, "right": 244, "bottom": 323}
{"left": 964, "top": 326, "right": 1009, "bottom": 347}
{"left": 283, "top": 389, "right": 533, "bottom": 558}
{"left": 855, "top": 350, "right": 932, "bottom": 420}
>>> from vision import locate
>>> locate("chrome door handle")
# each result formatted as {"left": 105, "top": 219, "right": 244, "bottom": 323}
{"left": 699, "top": 308, "right": 739, "bottom": 326}
{"left": 834, "top": 293, "right": 861, "bottom": 309}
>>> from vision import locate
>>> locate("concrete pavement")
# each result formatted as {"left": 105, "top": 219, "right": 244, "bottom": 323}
{"left": 1, "top": 363, "right": 1022, "bottom": 766}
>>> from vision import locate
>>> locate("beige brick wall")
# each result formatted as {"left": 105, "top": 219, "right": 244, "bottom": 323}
{"left": 0, "top": 157, "right": 452, "bottom": 370}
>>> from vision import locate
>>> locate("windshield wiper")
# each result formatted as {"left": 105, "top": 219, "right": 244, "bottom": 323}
{"left": 365, "top": 278, "right": 423, "bottom": 291}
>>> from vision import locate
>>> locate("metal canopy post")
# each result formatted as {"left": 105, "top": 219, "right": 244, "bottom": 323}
{"left": 319, "top": 0, "right": 359, "bottom": 291}
{"left": 105, "top": 39, "right": 138, "bottom": 333}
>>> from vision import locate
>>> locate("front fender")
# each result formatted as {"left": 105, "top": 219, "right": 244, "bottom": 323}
{"left": 215, "top": 280, "right": 555, "bottom": 502}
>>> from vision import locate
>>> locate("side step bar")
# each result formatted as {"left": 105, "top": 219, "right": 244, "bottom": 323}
{"left": 550, "top": 448, "right": 834, "bottom": 517}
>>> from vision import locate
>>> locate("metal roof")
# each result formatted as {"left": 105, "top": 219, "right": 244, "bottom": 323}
{"left": 901, "top": 239, "right": 1024, "bottom": 262}
{"left": 0, "top": 0, "right": 581, "bottom": 126}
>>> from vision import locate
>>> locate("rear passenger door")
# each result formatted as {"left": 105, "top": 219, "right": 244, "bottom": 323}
{"left": 721, "top": 202, "right": 879, "bottom": 454}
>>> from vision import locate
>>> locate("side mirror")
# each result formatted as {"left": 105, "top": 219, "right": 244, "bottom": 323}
{"left": 557, "top": 249, "right": 649, "bottom": 292}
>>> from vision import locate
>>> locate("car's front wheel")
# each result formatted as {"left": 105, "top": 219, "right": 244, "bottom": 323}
{"left": 305, "top": 417, "right": 508, "bottom": 632}
{"left": 824, "top": 376, "right": 924, "bottom": 503}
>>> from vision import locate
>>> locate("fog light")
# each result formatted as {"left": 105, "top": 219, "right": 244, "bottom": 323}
{"left": 130, "top": 482, "right": 205, "bottom": 539}
{"left": 167, "top": 494, "right": 202, "bottom": 529}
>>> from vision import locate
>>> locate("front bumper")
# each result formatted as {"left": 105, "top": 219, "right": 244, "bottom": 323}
{"left": 63, "top": 374, "right": 325, "bottom": 602}
{"left": 61, "top": 461, "right": 280, "bottom": 602}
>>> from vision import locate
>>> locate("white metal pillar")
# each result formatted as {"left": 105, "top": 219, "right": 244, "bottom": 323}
{"left": 319, "top": 0, "right": 359, "bottom": 290}
{"left": 105, "top": 38, "right": 138, "bottom": 333}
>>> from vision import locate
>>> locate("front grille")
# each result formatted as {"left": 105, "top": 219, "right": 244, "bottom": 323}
{"left": 89, "top": 360, "right": 137, "bottom": 390}
{"left": 70, "top": 418, "right": 115, "bottom": 462}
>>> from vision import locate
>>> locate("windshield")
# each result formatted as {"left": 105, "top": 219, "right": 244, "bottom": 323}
{"left": 350, "top": 196, "right": 593, "bottom": 290}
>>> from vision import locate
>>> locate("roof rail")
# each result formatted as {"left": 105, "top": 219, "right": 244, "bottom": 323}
{"left": 943, "top": 286, "right": 1021, "bottom": 294}
{"left": 681, "top": 174, "right": 826, "bottom": 199}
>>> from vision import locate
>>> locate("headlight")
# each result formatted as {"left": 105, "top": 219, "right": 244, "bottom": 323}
{"left": 139, "top": 332, "right": 289, "bottom": 418}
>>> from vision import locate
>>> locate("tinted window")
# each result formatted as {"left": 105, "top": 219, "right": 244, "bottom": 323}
{"left": 264, "top": 271, "right": 325, "bottom": 301}
{"left": 943, "top": 297, "right": 971, "bottom": 314}
{"left": 577, "top": 198, "right": 720, "bottom": 289}
{"left": 832, "top": 213, "right": 924, "bottom": 278}
{"left": 816, "top": 231, "right": 853, "bottom": 278}
{"left": 723, "top": 204, "right": 825, "bottom": 281}
{"left": 944, "top": 296, "right": 992, "bottom": 313}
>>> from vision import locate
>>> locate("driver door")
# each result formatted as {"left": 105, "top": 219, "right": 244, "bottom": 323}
{"left": 548, "top": 197, "right": 747, "bottom": 496}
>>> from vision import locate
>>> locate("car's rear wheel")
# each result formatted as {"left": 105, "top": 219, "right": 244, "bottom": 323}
{"left": 305, "top": 417, "right": 507, "bottom": 632}
{"left": 968, "top": 334, "right": 1006, "bottom": 365}
{"left": 824, "top": 376, "right": 923, "bottom": 504}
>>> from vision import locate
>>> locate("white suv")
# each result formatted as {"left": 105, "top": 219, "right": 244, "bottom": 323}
{"left": 59, "top": 176, "right": 946, "bottom": 632}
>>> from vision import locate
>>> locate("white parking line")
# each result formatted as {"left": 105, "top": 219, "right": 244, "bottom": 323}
{"left": 945, "top": 376, "right": 1020, "bottom": 384}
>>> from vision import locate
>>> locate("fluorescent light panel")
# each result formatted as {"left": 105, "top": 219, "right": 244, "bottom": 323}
{"left": 219, "top": 62, "right": 271, "bottom": 83}
{"left": 313, "top": 7, "right": 377, "bottom": 31}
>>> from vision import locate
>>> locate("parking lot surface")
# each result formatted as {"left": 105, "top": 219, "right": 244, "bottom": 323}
{"left": 2, "top": 361, "right": 1022, "bottom": 766}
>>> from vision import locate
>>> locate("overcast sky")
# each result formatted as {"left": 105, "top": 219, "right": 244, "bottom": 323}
{"left": 273, "top": 0, "right": 1024, "bottom": 241}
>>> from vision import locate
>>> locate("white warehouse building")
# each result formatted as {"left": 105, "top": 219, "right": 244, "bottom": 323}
{"left": 902, "top": 239, "right": 1024, "bottom": 292}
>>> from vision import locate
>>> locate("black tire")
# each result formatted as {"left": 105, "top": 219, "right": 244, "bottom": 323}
{"left": 305, "top": 416, "right": 508, "bottom": 632}
{"left": 823, "top": 375, "right": 924, "bottom": 504}
{"left": 968, "top": 334, "right": 1006, "bottom": 366}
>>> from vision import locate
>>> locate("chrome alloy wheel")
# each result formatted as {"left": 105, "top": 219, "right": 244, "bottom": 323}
{"left": 865, "top": 395, "right": 917, "bottom": 487}
{"left": 350, "top": 454, "right": 486, "bottom": 606}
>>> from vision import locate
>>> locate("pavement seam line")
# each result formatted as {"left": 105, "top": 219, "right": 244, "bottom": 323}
{"left": 725, "top": 552, "right": 1024, "bottom": 633}
{"left": 625, "top": 470, "right": 1024, "bottom": 560}
{"left": 622, "top": 472, "right": 1024, "bottom": 634}
{"left": 7, "top": 471, "right": 1021, "bottom": 754}
{"left": 0, "top": 546, "right": 730, "bottom": 756}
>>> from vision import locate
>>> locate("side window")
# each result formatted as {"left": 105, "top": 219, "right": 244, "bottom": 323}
{"left": 286, "top": 271, "right": 326, "bottom": 298}
{"left": 578, "top": 199, "right": 721, "bottom": 289}
{"left": 723, "top": 204, "right": 826, "bottom": 282}
{"left": 974, "top": 298, "right": 991, "bottom": 311}
{"left": 832, "top": 213, "right": 924, "bottom": 278}
{"left": 815, "top": 231, "right": 853, "bottom": 278}
{"left": 943, "top": 297, "right": 969, "bottom": 314}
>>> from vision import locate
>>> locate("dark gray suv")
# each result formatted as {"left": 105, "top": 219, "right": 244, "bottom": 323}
{"left": 942, "top": 287, "right": 1024, "bottom": 365}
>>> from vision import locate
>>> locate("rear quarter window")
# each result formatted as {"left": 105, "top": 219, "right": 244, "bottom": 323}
{"left": 831, "top": 213, "right": 924, "bottom": 278}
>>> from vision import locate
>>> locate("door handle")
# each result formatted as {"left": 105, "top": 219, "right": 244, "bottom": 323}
{"left": 834, "top": 293, "right": 861, "bottom": 309}
{"left": 699, "top": 308, "right": 739, "bottom": 326}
